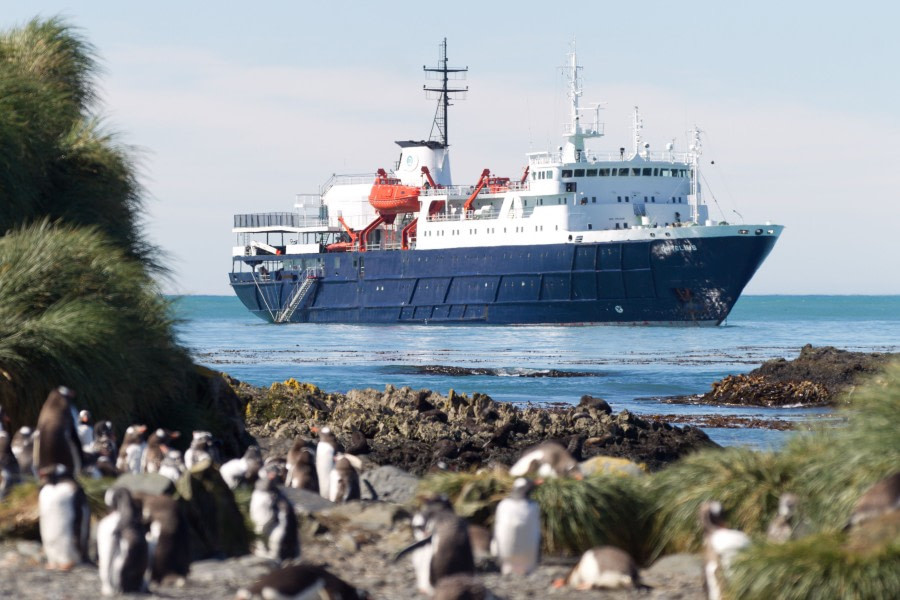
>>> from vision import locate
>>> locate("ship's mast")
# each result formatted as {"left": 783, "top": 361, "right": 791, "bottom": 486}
{"left": 424, "top": 38, "right": 468, "bottom": 147}
{"left": 632, "top": 106, "right": 644, "bottom": 157}
{"left": 561, "top": 41, "right": 602, "bottom": 163}
{"left": 689, "top": 126, "right": 703, "bottom": 221}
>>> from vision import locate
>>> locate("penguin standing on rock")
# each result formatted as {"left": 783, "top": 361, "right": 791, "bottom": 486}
{"left": 554, "top": 546, "right": 647, "bottom": 590}
{"left": 220, "top": 446, "right": 263, "bottom": 489}
{"left": 97, "top": 487, "right": 148, "bottom": 595}
{"left": 158, "top": 449, "right": 186, "bottom": 482}
{"left": 142, "top": 428, "right": 180, "bottom": 474}
{"left": 286, "top": 445, "right": 318, "bottom": 492}
{"left": 492, "top": 477, "right": 541, "bottom": 575}
{"left": 235, "top": 564, "right": 371, "bottom": 600}
{"left": 184, "top": 430, "right": 214, "bottom": 469}
{"left": 313, "top": 426, "right": 342, "bottom": 500}
{"left": 77, "top": 410, "right": 94, "bottom": 453}
{"left": 12, "top": 426, "right": 35, "bottom": 477}
{"left": 329, "top": 455, "right": 362, "bottom": 503}
{"left": 249, "top": 467, "right": 300, "bottom": 561}
{"left": 699, "top": 501, "right": 750, "bottom": 600}
{"left": 38, "top": 463, "right": 90, "bottom": 570}
{"left": 34, "top": 386, "right": 83, "bottom": 476}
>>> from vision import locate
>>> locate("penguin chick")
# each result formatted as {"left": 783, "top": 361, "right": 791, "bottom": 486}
{"left": 142, "top": 428, "right": 180, "bottom": 474}
{"left": 139, "top": 493, "right": 191, "bottom": 586}
{"left": 249, "top": 468, "right": 300, "bottom": 561}
{"left": 700, "top": 501, "right": 750, "bottom": 600}
{"left": 98, "top": 487, "right": 148, "bottom": 595}
{"left": 767, "top": 493, "right": 799, "bottom": 543}
{"left": 11, "top": 426, "right": 35, "bottom": 478}
{"left": 220, "top": 446, "right": 263, "bottom": 489}
{"left": 509, "top": 441, "right": 581, "bottom": 479}
{"left": 38, "top": 463, "right": 90, "bottom": 570}
{"left": 158, "top": 449, "right": 186, "bottom": 483}
{"left": 183, "top": 431, "right": 214, "bottom": 469}
{"left": 846, "top": 472, "right": 900, "bottom": 530}
{"left": 434, "top": 574, "right": 502, "bottom": 600}
{"left": 235, "top": 563, "right": 371, "bottom": 600}
{"left": 328, "top": 455, "right": 361, "bottom": 503}
{"left": 286, "top": 446, "right": 318, "bottom": 492}
{"left": 556, "top": 546, "right": 646, "bottom": 590}
{"left": 491, "top": 477, "right": 541, "bottom": 575}
{"left": 117, "top": 425, "right": 148, "bottom": 474}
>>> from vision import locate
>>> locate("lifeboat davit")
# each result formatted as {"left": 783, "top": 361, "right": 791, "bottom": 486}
{"left": 368, "top": 168, "right": 420, "bottom": 214}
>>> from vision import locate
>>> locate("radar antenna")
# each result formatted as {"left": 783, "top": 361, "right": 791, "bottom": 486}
{"left": 423, "top": 38, "right": 468, "bottom": 147}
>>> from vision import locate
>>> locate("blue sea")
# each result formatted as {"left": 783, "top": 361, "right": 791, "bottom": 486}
{"left": 173, "top": 295, "right": 900, "bottom": 450}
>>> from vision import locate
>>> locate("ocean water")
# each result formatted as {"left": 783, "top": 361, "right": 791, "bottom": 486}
{"left": 173, "top": 295, "right": 900, "bottom": 450}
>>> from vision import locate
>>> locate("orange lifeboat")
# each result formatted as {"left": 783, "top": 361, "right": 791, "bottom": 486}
{"left": 368, "top": 168, "right": 420, "bottom": 214}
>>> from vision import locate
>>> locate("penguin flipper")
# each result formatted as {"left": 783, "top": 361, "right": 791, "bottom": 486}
{"left": 362, "top": 478, "right": 378, "bottom": 501}
{"left": 393, "top": 536, "right": 432, "bottom": 562}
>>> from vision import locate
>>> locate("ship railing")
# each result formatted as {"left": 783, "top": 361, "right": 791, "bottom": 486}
{"left": 319, "top": 173, "right": 378, "bottom": 195}
{"left": 234, "top": 212, "right": 328, "bottom": 229}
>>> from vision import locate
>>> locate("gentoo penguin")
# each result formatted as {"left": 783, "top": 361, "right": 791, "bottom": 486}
{"left": 767, "top": 493, "right": 799, "bottom": 543}
{"left": 509, "top": 441, "right": 581, "bottom": 479}
{"left": 249, "top": 467, "right": 300, "bottom": 561}
{"left": 396, "top": 495, "right": 475, "bottom": 596}
{"left": 264, "top": 455, "right": 289, "bottom": 483}
{"left": 433, "top": 574, "right": 501, "bottom": 600}
{"left": 220, "top": 445, "right": 263, "bottom": 489}
{"left": 314, "top": 425, "right": 342, "bottom": 500}
{"left": 184, "top": 430, "right": 214, "bottom": 469}
{"left": 286, "top": 445, "right": 318, "bottom": 492}
{"left": 699, "top": 500, "right": 750, "bottom": 600}
{"left": 845, "top": 471, "right": 900, "bottom": 530}
{"left": 467, "top": 524, "right": 493, "bottom": 569}
{"left": 491, "top": 477, "right": 541, "bottom": 575}
{"left": 33, "top": 386, "right": 83, "bottom": 476}
{"left": 554, "top": 546, "right": 647, "bottom": 590}
{"left": 0, "top": 429, "right": 19, "bottom": 498}
{"left": 77, "top": 409, "right": 94, "bottom": 452}
{"left": 329, "top": 455, "right": 361, "bottom": 503}
{"left": 117, "top": 424, "right": 148, "bottom": 474}
{"left": 142, "top": 428, "right": 180, "bottom": 474}
{"left": 139, "top": 493, "right": 191, "bottom": 586}
{"left": 12, "top": 426, "right": 35, "bottom": 476}
{"left": 158, "top": 449, "right": 186, "bottom": 482}
{"left": 97, "top": 487, "right": 148, "bottom": 595}
{"left": 38, "top": 463, "right": 90, "bottom": 570}
{"left": 235, "top": 564, "right": 371, "bottom": 600}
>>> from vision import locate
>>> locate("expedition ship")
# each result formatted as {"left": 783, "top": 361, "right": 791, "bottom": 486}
{"left": 229, "top": 41, "right": 782, "bottom": 325}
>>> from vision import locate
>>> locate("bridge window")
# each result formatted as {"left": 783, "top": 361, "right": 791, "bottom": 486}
{"left": 660, "top": 168, "right": 671, "bottom": 177}
{"left": 618, "top": 168, "right": 629, "bottom": 176}
{"left": 653, "top": 168, "right": 659, "bottom": 176}
{"left": 642, "top": 168, "right": 652, "bottom": 176}
{"left": 562, "top": 169, "right": 573, "bottom": 178}
{"left": 574, "top": 169, "right": 585, "bottom": 177}
{"left": 632, "top": 168, "right": 641, "bottom": 176}
{"left": 586, "top": 169, "right": 597, "bottom": 176}
{"left": 599, "top": 168, "right": 610, "bottom": 176}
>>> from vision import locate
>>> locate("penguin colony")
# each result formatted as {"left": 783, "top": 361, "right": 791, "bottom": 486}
{"left": 4, "top": 388, "right": 898, "bottom": 599}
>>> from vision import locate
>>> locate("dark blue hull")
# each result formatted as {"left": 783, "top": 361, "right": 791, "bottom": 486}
{"left": 228, "top": 235, "right": 777, "bottom": 325}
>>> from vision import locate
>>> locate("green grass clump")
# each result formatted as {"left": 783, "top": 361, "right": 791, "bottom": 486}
{"left": 646, "top": 446, "right": 796, "bottom": 557}
{"left": 419, "top": 470, "right": 649, "bottom": 559}
{"left": 727, "top": 524, "right": 900, "bottom": 600}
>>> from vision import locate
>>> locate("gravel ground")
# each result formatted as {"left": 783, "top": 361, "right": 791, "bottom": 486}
{"left": 0, "top": 530, "right": 706, "bottom": 600}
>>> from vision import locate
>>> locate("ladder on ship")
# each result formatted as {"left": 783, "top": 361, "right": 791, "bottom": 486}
{"left": 274, "top": 268, "right": 322, "bottom": 324}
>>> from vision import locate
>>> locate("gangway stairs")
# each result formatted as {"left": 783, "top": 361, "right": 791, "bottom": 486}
{"left": 274, "top": 268, "right": 321, "bottom": 324}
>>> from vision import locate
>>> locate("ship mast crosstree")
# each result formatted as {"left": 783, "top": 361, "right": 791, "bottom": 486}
{"left": 424, "top": 38, "right": 467, "bottom": 147}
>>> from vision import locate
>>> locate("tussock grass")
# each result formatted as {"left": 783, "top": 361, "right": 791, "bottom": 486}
{"left": 419, "top": 470, "right": 650, "bottom": 559}
{"left": 645, "top": 447, "right": 796, "bottom": 557}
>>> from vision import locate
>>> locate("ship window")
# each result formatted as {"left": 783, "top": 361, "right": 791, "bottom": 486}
{"left": 599, "top": 168, "right": 610, "bottom": 176}
{"left": 555, "top": 225, "right": 558, "bottom": 230}
{"left": 618, "top": 169, "right": 628, "bottom": 176}
{"left": 661, "top": 168, "right": 671, "bottom": 177}
{"left": 671, "top": 197, "right": 676, "bottom": 203}
{"left": 626, "top": 197, "right": 630, "bottom": 202}
{"left": 653, "top": 168, "right": 659, "bottom": 176}
{"left": 617, "top": 196, "right": 622, "bottom": 202}
{"left": 524, "top": 200, "right": 528, "bottom": 206}
{"left": 644, "top": 196, "right": 648, "bottom": 202}
{"left": 574, "top": 169, "right": 585, "bottom": 177}
{"left": 632, "top": 168, "right": 641, "bottom": 176}
{"left": 642, "top": 168, "right": 652, "bottom": 176}
{"left": 652, "top": 196, "right": 655, "bottom": 202}
{"left": 588, "top": 224, "right": 593, "bottom": 230}
{"left": 592, "top": 197, "right": 596, "bottom": 203}
{"left": 586, "top": 169, "right": 597, "bottom": 176}
{"left": 562, "top": 169, "right": 573, "bottom": 178}
{"left": 615, "top": 223, "right": 620, "bottom": 229}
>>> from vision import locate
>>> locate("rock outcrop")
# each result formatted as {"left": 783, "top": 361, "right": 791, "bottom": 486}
{"left": 237, "top": 379, "right": 716, "bottom": 474}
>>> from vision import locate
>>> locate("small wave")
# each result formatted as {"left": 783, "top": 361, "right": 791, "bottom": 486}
{"left": 386, "top": 365, "right": 603, "bottom": 378}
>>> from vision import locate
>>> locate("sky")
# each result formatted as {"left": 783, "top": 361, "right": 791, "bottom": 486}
{"left": 7, "top": 1, "right": 900, "bottom": 295}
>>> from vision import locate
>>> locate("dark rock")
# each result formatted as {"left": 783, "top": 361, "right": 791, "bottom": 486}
{"left": 347, "top": 430, "right": 370, "bottom": 455}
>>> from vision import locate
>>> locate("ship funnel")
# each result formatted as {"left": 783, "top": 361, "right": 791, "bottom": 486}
{"left": 394, "top": 140, "right": 452, "bottom": 186}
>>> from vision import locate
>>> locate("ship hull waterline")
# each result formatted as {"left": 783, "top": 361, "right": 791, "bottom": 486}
{"left": 228, "top": 235, "right": 777, "bottom": 326}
